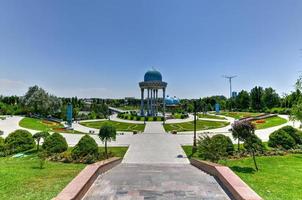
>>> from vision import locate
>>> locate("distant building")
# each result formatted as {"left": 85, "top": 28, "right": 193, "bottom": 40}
{"left": 165, "top": 95, "right": 180, "bottom": 106}
{"left": 232, "top": 91, "right": 237, "bottom": 98}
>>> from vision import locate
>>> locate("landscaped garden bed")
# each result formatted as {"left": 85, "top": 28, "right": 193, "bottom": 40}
{"left": 219, "top": 112, "right": 263, "bottom": 120}
{"left": 0, "top": 127, "right": 128, "bottom": 200}
{"left": 252, "top": 116, "right": 287, "bottom": 129}
{"left": 80, "top": 120, "right": 145, "bottom": 132}
{"left": 182, "top": 124, "right": 302, "bottom": 200}
{"left": 164, "top": 120, "right": 229, "bottom": 132}
{"left": 198, "top": 113, "right": 226, "bottom": 120}
{"left": 117, "top": 113, "right": 164, "bottom": 122}
{"left": 19, "top": 117, "right": 85, "bottom": 134}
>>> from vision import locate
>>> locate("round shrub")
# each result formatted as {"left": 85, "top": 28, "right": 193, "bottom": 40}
{"left": 211, "top": 134, "right": 234, "bottom": 155}
{"left": 5, "top": 129, "right": 35, "bottom": 154}
{"left": 243, "top": 134, "right": 264, "bottom": 152}
{"left": 280, "top": 126, "right": 302, "bottom": 144}
{"left": 136, "top": 116, "right": 141, "bottom": 121}
{"left": 71, "top": 135, "right": 98, "bottom": 160}
{"left": 42, "top": 133, "right": 68, "bottom": 154}
{"left": 268, "top": 129, "right": 296, "bottom": 150}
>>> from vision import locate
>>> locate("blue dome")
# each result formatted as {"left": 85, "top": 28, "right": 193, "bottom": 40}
{"left": 144, "top": 69, "right": 162, "bottom": 82}
{"left": 165, "top": 95, "right": 180, "bottom": 105}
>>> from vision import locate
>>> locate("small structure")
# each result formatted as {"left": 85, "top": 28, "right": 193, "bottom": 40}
{"left": 66, "top": 103, "right": 73, "bottom": 129}
{"left": 139, "top": 69, "right": 167, "bottom": 117}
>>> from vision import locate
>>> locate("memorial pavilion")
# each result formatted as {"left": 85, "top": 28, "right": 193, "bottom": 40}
{"left": 139, "top": 69, "right": 167, "bottom": 117}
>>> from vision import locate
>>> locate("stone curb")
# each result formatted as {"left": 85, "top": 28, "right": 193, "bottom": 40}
{"left": 53, "top": 157, "right": 122, "bottom": 200}
{"left": 190, "top": 159, "right": 263, "bottom": 200}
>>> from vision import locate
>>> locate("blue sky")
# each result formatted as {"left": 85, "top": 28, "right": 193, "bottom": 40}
{"left": 0, "top": 0, "right": 301, "bottom": 98}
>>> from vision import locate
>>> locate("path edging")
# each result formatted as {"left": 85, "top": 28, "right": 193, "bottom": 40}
{"left": 190, "top": 159, "right": 263, "bottom": 200}
{"left": 53, "top": 157, "right": 122, "bottom": 200}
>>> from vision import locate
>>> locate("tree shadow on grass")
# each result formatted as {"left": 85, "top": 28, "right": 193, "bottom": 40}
{"left": 230, "top": 166, "right": 256, "bottom": 174}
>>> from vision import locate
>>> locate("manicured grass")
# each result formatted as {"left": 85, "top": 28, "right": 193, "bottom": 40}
{"left": 253, "top": 116, "right": 287, "bottom": 129}
{"left": 119, "top": 114, "right": 163, "bottom": 121}
{"left": 0, "top": 116, "right": 6, "bottom": 120}
{"left": 182, "top": 145, "right": 302, "bottom": 200}
{"left": 219, "top": 112, "right": 263, "bottom": 119}
{"left": 222, "top": 154, "right": 302, "bottom": 200}
{"left": 98, "top": 146, "right": 129, "bottom": 157}
{"left": 198, "top": 113, "right": 226, "bottom": 120}
{"left": 117, "top": 105, "right": 139, "bottom": 111}
{"left": 0, "top": 146, "right": 128, "bottom": 200}
{"left": 164, "top": 120, "right": 229, "bottom": 132}
{"left": 80, "top": 120, "right": 145, "bottom": 132}
{"left": 0, "top": 154, "right": 85, "bottom": 200}
{"left": 19, "top": 117, "right": 63, "bottom": 132}
{"left": 19, "top": 117, "right": 85, "bottom": 134}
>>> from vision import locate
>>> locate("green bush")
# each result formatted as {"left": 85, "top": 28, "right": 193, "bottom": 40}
{"left": 268, "top": 129, "right": 296, "bottom": 150}
{"left": 5, "top": 130, "right": 35, "bottom": 154}
{"left": 153, "top": 116, "right": 157, "bottom": 121}
{"left": 136, "top": 116, "right": 141, "bottom": 121}
{"left": 130, "top": 115, "right": 134, "bottom": 120}
{"left": 243, "top": 134, "right": 264, "bottom": 152}
{"left": 71, "top": 135, "right": 98, "bottom": 162}
{"left": 42, "top": 133, "right": 68, "bottom": 154}
{"left": 197, "top": 135, "right": 229, "bottom": 162}
{"left": 211, "top": 134, "right": 234, "bottom": 155}
{"left": 280, "top": 126, "right": 302, "bottom": 144}
{"left": 0, "top": 137, "right": 6, "bottom": 156}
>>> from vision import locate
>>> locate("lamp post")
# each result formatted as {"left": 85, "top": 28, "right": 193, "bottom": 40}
{"left": 192, "top": 100, "right": 197, "bottom": 152}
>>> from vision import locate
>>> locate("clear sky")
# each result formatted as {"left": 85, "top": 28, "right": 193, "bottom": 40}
{"left": 0, "top": 0, "right": 302, "bottom": 98}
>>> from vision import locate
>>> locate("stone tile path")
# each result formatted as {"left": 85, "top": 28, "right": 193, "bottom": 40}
{"left": 83, "top": 164, "right": 231, "bottom": 200}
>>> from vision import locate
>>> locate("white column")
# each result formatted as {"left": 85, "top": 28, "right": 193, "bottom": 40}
{"left": 163, "top": 87, "right": 166, "bottom": 119}
{"left": 140, "top": 88, "right": 144, "bottom": 116}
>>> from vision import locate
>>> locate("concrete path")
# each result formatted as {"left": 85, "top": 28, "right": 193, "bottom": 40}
{"left": 83, "top": 164, "right": 231, "bottom": 200}
{"left": 123, "top": 122, "right": 189, "bottom": 164}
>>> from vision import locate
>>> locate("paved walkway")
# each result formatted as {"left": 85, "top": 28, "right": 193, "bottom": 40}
{"left": 123, "top": 122, "right": 189, "bottom": 164}
{"left": 83, "top": 164, "right": 231, "bottom": 200}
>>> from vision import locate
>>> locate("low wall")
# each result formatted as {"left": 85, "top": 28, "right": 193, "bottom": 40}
{"left": 54, "top": 157, "right": 122, "bottom": 200}
{"left": 190, "top": 159, "right": 262, "bottom": 200}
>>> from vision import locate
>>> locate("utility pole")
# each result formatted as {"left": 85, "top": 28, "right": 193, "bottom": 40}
{"left": 222, "top": 75, "right": 237, "bottom": 98}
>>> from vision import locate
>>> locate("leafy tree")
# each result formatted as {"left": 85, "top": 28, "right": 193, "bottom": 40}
{"left": 250, "top": 86, "right": 264, "bottom": 111}
{"left": 98, "top": 123, "right": 116, "bottom": 159}
{"left": 290, "top": 98, "right": 302, "bottom": 126}
{"left": 33, "top": 132, "right": 50, "bottom": 151}
{"left": 262, "top": 87, "right": 280, "bottom": 109}
{"left": 235, "top": 90, "right": 250, "bottom": 110}
{"left": 22, "top": 85, "right": 61, "bottom": 116}
{"left": 231, "top": 120, "right": 254, "bottom": 151}
{"left": 243, "top": 134, "right": 263, "bottom": 171}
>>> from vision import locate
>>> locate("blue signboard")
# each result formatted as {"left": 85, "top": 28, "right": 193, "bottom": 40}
{"left": 215, "top": 103, "right": 220, "bottom": 114}
{"left": 67, "top": 103, "right": 73, "bottom": 127}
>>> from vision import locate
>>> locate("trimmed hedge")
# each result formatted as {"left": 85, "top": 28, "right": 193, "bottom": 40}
{"left": 0, "top": 137, "right": 5, "bottom": 156}
{"left": 5, "top": 129, "right": 35, "bottom": 154}
{"left": 279, "top": 126, "right": 302, "bottom": 144}
{"left": 71, "top": 135, "right": 98, "bottom": 162}
{"left": 211, "top": 134, "right": 234, "bottom": 155}
{"left": 268, "top": 129, "right": 296, "bottom": 150}
{"left": 42, "top": 133, "right": 68, "bottom": 154}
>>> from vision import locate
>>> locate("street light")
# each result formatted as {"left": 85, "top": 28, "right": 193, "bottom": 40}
{"left": 192, "top": 100, "right": 197, "bottom": 153}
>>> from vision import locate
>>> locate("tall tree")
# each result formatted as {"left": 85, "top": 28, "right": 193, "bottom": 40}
{"left": 262, "top": 87, "right": 280, "bottom": 109}
{"left": 98, "top": 123, "right": 116, "bottom": 159}
{"left": 250, "top": 86, "right": 264, "bottom": 111}
{"left": 235, "top": 90, "right": 250, "bottom": 110}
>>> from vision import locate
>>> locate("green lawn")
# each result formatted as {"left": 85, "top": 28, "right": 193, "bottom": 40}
{"left": 0, "top": 116, "right": 6, "bottom": 120}
{"left": 0, "top": 146, "right": 128, "bottom": 200}
{"left": 164, "top": 120, "right": 229, "bottom": 132}
{"left": 19, "top": 117, "right": 63, "bottom": 132}
{"left": 80, "top": 120, "right": 145, "bottom": 132}
{"left": 198, "top": 113, "right": 226, "bottom": 120}
{"left": 19, "top": 117, "right": 85, "bottom": 134}
{"left": 181, "top": 146, "right": 302, "bottom": 200}
{"left": 222, "top": 154, "right": 302, "bottom": 200}
{"left": 117, "top": 105, "right": 139, "bottom": 111}
{"left": 0, "top": 155, "right": 85, "bottom": 200}
{"left": 253, "top": 116, "right": 287, "bottom": 129}
{"left": 219, "top": 112, "right": 263, "bottom": 119}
